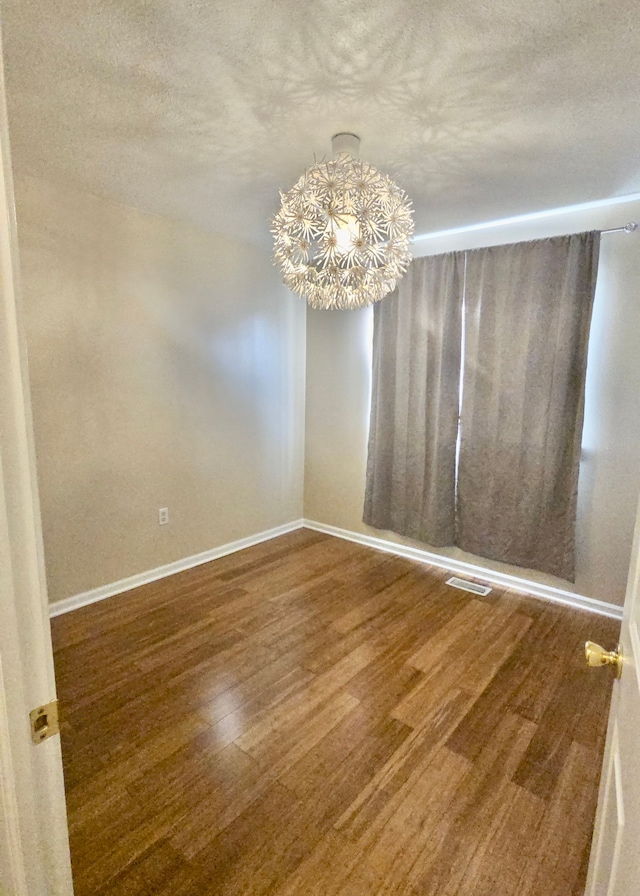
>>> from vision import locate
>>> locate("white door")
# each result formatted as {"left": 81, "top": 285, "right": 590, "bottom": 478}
{"left": 585, "top": 491, "right": 640, "bottom": 895}
{"left": 0, "top": 17, "right": 74, "bottom": 896}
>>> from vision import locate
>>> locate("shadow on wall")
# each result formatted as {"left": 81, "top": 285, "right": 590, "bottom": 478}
{"left": 128, "top": 219, "right": 304, "bottom": 480}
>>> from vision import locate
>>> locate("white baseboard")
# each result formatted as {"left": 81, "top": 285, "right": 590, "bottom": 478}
{"left": 303, "top": 519, "right": 624, "bottom": 621}
{"left": 49, "top": 520, "right": 305, "bottom": 618}
{"left": 50, "top": 516, "right": 623, "bottom": 622}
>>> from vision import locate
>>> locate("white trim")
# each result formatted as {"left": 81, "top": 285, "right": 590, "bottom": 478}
{"left": 49, "top": 516, "right": 623, "bottom": 622}
{"left": 0, "top": 654, "right": 29, "bottom": 896}
{"left": 0, "top": 19, "right": 74, "bottom": 893}
{"left": 49, "top": 520, "right": 305, "bottom": 617}
{"left": 413, "top": 191, "right": 640, "bottom": 242}
{"left": 303, "top": 519, "right": 624, "bottom": 620}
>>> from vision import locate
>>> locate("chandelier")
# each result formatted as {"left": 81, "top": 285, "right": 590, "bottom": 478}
{"left": 272, "top": 133, "right": 414, "bottom": 310}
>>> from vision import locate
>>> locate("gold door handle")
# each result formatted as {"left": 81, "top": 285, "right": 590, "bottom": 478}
{"left": 585, "top": 641, "right": 623, "bottom": 679}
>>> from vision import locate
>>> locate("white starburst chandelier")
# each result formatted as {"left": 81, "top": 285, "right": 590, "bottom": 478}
{"left": 272, "top": 133, "right": 414, "bottom": 310}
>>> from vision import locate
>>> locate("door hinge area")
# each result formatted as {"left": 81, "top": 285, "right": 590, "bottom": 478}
{"left": 29, "top": 699, "right": 59, "bottom": 744}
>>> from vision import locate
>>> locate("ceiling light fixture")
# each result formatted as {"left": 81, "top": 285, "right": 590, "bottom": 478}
{"left": 272, "top": 133, "right": 414, "bottom": 310}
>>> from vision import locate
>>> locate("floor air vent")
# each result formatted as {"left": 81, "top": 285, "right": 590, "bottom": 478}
{"left": 445, "top": 576, "right": 492, "bottom": 596}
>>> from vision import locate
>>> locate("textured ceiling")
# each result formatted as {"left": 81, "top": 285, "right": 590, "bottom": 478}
{"left": 3, "top": 0, "right": 640, "bottom": 244}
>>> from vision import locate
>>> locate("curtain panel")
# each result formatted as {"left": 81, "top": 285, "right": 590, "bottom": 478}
{"left": 364, "top": 232, "right": 600, "bottom": 582}
{"left": 363, "top": 252, "right": 464, "bottom": 545}
{"left": 457, "top": 232, "right": 600, "bottom": 580}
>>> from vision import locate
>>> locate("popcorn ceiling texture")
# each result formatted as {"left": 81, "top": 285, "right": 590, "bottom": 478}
{"left": 3, "top": 0, "right": 640, "bottom": 242}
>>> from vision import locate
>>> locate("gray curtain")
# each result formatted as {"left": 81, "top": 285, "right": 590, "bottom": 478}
{"left": 363, "top": 252, "right": 464, "bottom": 545}
{"left": 457, "top": 232, "right": 600, "bottom": 580}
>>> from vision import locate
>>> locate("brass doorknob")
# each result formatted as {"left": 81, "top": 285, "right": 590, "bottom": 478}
{"left": 585, "top": 641, "right": 623, "bottom": 678}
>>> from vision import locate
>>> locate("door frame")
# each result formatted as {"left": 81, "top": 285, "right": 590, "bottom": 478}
{"left": 0, "top": 15, "right": 74, "bottom": 895}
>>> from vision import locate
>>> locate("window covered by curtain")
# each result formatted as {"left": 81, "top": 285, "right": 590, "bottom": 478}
{"left": 363, "top": 232, "right": 600, "bottom": 582}
{"left": 363, "top": 252, "right": 465, "bottom": 545}
{"left": 458, "top": 232, "right": 600, "bottom": 580}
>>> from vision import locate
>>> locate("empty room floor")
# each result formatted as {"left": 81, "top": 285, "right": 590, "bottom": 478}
{"left": 51, "top": 528, "right": 619, "bottom": 895}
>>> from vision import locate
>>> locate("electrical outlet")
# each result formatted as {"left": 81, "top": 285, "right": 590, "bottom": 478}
{"left": 158, "top": 507, "right": 169, "bottom": 526}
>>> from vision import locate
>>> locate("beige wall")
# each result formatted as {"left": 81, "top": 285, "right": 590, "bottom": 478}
{"left": 15, "top": 174, "right": 306, "bottom": 602}
{"left": 304, "top": 197, "right": 640, "bottom": 607}
{"left": 15, "top": 171, "right": 640, "bottom": 609}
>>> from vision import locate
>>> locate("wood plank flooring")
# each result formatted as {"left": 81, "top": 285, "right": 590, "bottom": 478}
{"left": 51, "top": 529, "right": 620, "bottom": 895}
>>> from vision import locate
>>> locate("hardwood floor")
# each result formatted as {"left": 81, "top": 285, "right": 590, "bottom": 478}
{"left": 51, "top": 529, "right": 620, "bottom": 895}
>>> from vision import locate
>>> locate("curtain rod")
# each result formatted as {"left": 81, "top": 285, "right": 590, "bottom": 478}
{"left": 601, "top": 222, "right": 637, "bottom": 234}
